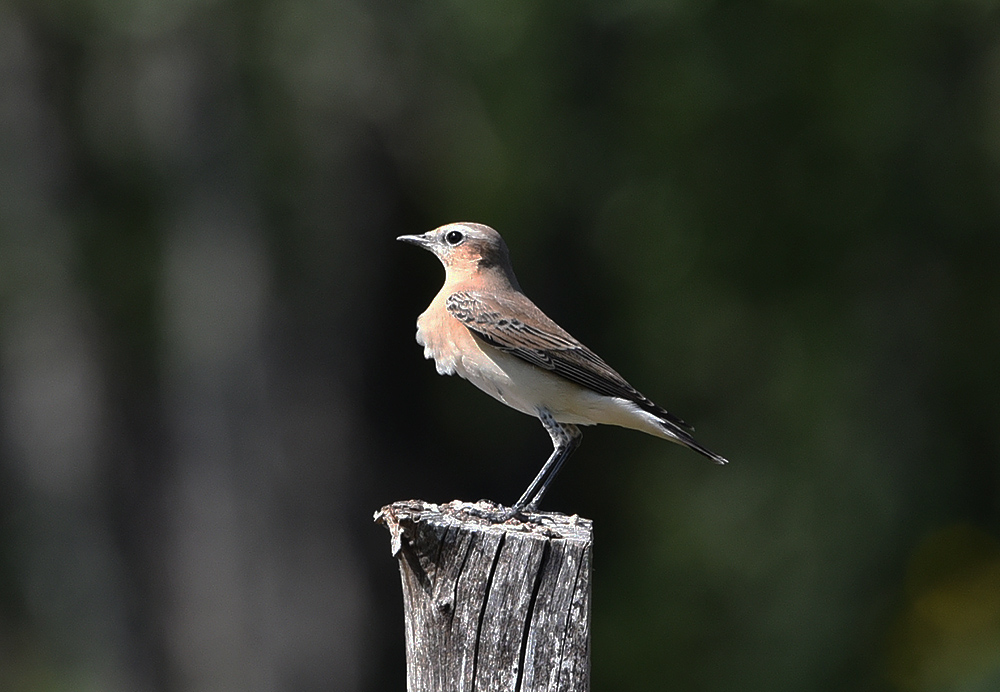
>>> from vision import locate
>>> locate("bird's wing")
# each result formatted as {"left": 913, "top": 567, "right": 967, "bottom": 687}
{"left": 445, "top": 290, "right": 695, "bottom": 433}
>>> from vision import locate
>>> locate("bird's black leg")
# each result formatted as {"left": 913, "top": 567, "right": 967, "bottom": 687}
{"left": 506, "top": 409, "right": 582, "bottom": 518}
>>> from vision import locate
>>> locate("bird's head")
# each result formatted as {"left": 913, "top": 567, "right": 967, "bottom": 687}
{"left": 397, "top": 222, "right": 520, "bottom": 288}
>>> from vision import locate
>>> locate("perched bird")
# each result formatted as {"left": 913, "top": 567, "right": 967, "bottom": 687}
{"left": 398, "top": 222, "right": 727, "bottom": 518}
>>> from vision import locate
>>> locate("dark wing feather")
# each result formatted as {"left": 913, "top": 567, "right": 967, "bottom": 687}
{"left": 445, "top": 290, "right": 695, "bottom": 433}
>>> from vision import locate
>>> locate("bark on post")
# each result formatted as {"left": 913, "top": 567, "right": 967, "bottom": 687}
{"left": 374, "top": 500, "right": 593, "bottom": 692}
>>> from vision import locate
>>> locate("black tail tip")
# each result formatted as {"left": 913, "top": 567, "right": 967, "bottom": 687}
{"left": 688, "top": 440, "right": 729, "bottom": 466}
{"left": 657, "top": 418, "right": 729, "bottom": 465}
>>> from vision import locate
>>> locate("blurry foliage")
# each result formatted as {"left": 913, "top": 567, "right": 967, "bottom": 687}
{"left": 1, "top": 0, "right": 999, "bottom": 691}
{"left": 888, "top": 525, "right": 1000, "bottom": 692}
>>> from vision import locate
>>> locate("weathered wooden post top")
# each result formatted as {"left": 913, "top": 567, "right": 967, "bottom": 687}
{"left": 375, "top": 500, "right": 594, "bottom": 692}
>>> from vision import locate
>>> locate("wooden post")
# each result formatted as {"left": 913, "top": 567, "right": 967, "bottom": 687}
{"left": 374, "top": 500, "right": 593, "bottom": 692}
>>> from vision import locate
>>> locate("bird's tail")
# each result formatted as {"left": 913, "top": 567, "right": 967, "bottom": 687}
{"left": 651, "top": 405, "right": 729, "bottom": 465}
{"left": 674, "top": 428, "right": 729, "bottom": 465}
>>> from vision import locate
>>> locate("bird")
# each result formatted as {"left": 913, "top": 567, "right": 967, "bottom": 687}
{"left": 397, "top": 222, "right": 727, "bottom": 519}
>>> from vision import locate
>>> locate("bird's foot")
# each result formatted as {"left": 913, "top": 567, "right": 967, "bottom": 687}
{"left": 494, "top": 506, "right": 529, "bottom": 523}
{"left": 451, "top": 499, "right": 546, "bottom": 524}
{"left": 495, "top": 499, "right": 548, "bottom": 523}
{"left": 455, "top": 501, "right": 520, "bottom": 524}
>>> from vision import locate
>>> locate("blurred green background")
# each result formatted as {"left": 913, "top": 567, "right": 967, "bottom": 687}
{"left": 2, "top": 0, "right": 999, "bottom": 690}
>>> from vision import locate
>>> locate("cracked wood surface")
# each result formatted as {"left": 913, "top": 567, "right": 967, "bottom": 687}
{"left": 375, "top": 500, "right": 593, "bottom": 692}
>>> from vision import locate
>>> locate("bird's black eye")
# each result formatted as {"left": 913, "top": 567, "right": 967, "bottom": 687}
{"left": 445, "top": 230, "right": 465, "bottom": 245}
